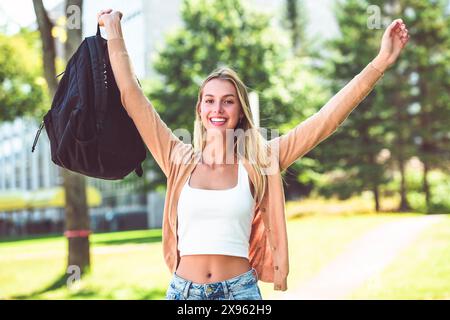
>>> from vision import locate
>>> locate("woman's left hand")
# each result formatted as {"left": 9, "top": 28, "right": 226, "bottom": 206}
{"left": 373, "top": 18, "right": 410, "bottom": 72}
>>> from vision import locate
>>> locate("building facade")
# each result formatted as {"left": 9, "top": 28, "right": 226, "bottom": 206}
{"left": 0, "top": 118, "right": 62, "bottom": 236}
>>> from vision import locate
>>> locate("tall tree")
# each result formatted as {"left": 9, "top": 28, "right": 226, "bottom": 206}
{"left": 373, "top": 0, "right": 450, "bottom": 212}
{"left": 401, "top": 0, "right": 450, "bottom": 212}
{"left": 314, "top": 0, "right": 395, "bottom": 212}
{"left": 281, "top": 0, "right": 309, "bottom": 56}
{"left": 318, "top": 0, "right": 449, "bottom": 213}
{"left": 278, "top": 0, "right": 311, "bottom": 198}
{"left": 32, "top": 0, "right": 58, "bottom": 97}
{"left": 33, "top": 0, "right": 90, "bottom": 274}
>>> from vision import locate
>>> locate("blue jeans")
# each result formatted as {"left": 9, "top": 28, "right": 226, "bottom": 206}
{"left": 165, "top": 268, "right": 263, "bottom": 300}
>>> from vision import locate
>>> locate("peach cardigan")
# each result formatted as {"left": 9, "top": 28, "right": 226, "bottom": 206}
{"left": 107, "top": 38, "right": 384, "bottom": 291}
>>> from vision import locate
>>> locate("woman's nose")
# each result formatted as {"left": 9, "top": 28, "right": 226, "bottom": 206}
{"left": 212, "top": 102, "right": 224, "bottom": 113}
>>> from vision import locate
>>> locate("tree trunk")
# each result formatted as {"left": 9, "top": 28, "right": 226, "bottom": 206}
{"left": 417, "top": 66, "right": 433, "bottom": 215}
{"left": 422, "top": 159, "right": 431, "bottom": 213}
{"left": 372, "top": 183, "right": 380, "bottom": 212}
{"left": 63, "top": 169, "right": 90, "bottom": 271}
{"left": 63, "top": 0, "right": 90, "bottom": 274}
{"left": 286, "top": 0, "right": 299, "bottom": 50}
{"left": 33, "top": 0, "right": 90, "bottom": 274}
{"left": 284, "top": 0, "right": 307, "bottom": 56}
{"left": 65, "top": 0, "right": 83, "bottom": 62}
{"left": 32, "top": 0, "right": 58, "bottom": 96}
{"left": 398, "top": 154, "right": 410, "bottom": 212}
{"left": 392, "top": 80, "right": 411, "bottom": 212}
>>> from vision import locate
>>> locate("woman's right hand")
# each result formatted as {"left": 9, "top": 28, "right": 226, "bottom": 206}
{"left": 97, "top": 8, "right": 123, "bottom": 27}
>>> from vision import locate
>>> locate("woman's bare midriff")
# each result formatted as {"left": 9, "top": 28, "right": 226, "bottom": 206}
{"left": 176, "top": 255, "right": 251, "bottom": 284}
{"left": 175, "top": 155, "right": 255, "bottom": 284}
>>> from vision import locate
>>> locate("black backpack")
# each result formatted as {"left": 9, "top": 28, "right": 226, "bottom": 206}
{"left": 32, "top": 24, "right": 146, "bottom": 180}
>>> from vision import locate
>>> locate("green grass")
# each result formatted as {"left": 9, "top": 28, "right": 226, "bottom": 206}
{"left": 0, "top": 209, "right": 447, "bottom": 300}
{"left": 260, "top": 213, "right": 418, "bottom": 299}
{"left": 0, "top": 230, "right": 166, "bottom": 300}
{"left": 348, "top": 215, "right": 450, "bottom": 300}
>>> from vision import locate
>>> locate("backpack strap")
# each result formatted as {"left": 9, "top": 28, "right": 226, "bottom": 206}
{"left": 31, "top": 68, "right": 68, "bottom": 152}
{"left": 31, "top": 120, "right": 45, "bottom": 152}
{"left": 86, "top": 24, "right": 108, "bottom": 133}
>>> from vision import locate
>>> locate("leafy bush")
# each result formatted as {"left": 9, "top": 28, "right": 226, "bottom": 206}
{"left": 406, "top": 171, "right": 450, "bottom": 214}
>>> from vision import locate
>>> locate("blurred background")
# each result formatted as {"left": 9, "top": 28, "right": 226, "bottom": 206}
{"left": 0, "top": 0, "right": 448, "bottom": 300}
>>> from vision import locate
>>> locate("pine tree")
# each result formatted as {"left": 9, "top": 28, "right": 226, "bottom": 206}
{"left": 313, "top": 0, "right": 394, "bottom": 212}
{"left": 400, "top": 0, "right": 450, "bottom": 212}
{"left": 281, "top": 0, "right": 309, "bottom": 56}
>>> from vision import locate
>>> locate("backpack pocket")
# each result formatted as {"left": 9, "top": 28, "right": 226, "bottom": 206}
{"left": 50, "top": 108, "right": 99, "bottom": 176}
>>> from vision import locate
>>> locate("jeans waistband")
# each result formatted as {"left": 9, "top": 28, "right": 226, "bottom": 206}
{"left": 171, "top": 267, "right": 258, "bottom": 297}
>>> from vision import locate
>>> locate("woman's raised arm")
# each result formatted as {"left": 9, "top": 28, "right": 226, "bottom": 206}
{"left": 272, "top": 18, "right": 409, "bottom": 172}
{"left": 98, "top": 9, "right": 184, "bottom": 177}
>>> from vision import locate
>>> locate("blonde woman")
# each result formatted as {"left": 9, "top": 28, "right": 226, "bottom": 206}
{"left": 98, "top": 9, "right": 409, "bottom": 300}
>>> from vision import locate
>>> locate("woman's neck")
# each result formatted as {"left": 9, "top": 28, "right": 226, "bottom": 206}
{"left": 202, "top": 132, "right": 237, "bottom": 167}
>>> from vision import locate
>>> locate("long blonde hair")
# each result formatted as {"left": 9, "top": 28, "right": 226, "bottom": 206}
{"left": 193, "top": 67, "right": 271, "bottom": 206}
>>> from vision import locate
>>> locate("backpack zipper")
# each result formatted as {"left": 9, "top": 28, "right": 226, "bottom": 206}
{"left": 31, "top": 120, "right": 45, "bottom": 153}
{"left": 56, "top": 71, "right": 65, "bottom": 79}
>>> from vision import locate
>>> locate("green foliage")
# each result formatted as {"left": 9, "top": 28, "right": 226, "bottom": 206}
{"left": 429, "top": 178, "right": 450, "bottom": 213}
{"left": 150, "top": 0, "right": 300, "bottom": 129}
{"left": 383, "top": 168, "right": 450, "bottom": 213}
{"left": 401, "top": 0, "right": 450, "bottom": 171}
{"left": 0, "top": 28, "right": 47, "bottom": 122}
{"left": 375, "top": 0, "right": 450, "bottom": 212}
{"left": 308, "top": 0, "right": 391, "bottom": 203}
{"left": 307, "top": 0, "right": 449, "bottom": 210}
{"left": 405, "top": 171, "right": 450, "bottom": 214}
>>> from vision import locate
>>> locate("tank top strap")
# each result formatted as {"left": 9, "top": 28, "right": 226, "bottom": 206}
{"left": 237, "top": 158, "right": 243, "bottom": 187}
{"left": 239, "top": 159, "right": 255, "bottom": 202}
{"left": 237, "top": 158, "right": 247, "bottom": 191}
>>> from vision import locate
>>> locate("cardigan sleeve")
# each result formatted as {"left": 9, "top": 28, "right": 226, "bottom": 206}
{"left": 271, "top": 62, "right": 384, "bottom": 172}
{"left": 107, "top": 38, "right": 182, "bottom": 177}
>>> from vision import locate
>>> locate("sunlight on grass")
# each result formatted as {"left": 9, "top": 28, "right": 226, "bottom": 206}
{"left": 285, "top": 192, "right": 402, "bottom": 219}
{"left": 259, "top": 213, "right": 415, "bottom": 299}
{"left": 0, "top": 200, "right": 445, "bottom": 300}
{"left": 348, "top": 215, "right": 450, "bottom": 300}
{"left": 36, "top": 242, "right": 171, "bottom": 300}
{"left": 0, "top": 230, "right": 168, "bottom": 300}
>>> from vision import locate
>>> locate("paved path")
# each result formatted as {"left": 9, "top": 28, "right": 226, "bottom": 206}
{"left": 274, "top": 214, "right": 445, "bottom": 300}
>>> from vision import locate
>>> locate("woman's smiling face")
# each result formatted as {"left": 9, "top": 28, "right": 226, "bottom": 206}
{"left": 198, "top": 78, "right": 243, "bottom": 132}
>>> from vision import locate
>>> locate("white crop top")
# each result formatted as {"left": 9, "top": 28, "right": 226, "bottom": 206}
{"left": 177, "top": 159, "right": 255, "bottom": 258}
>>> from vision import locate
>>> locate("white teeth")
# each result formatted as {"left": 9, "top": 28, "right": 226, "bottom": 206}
{"left": 210, "top": 117, "right": 226, "bottom": 122}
